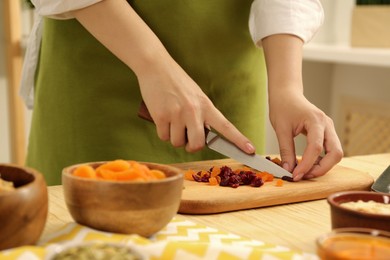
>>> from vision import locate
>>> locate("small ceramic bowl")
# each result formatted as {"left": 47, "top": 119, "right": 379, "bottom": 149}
{"left": 62, "top": 161, "right": 183, "bottom": 237}
{"left": 316, "top": 228, "right": 390, "bottom": 260}
{"left": 327, "top": 191, "right": 390, "bottom": 232}
{"left": 0, "top": 164, "right": 48, "bottom": 250}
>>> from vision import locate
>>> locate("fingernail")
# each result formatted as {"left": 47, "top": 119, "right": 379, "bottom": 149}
{"left": 245, "top": 142, "right": 255, "bottom": 154}
{"left": 282, "top": 162, "right": 290, "bottom": 171}
{"left": 294, "top": 173, "right": 304, "bottom": 181}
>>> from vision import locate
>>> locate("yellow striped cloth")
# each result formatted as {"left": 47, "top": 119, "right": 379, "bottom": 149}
{"left": 0, "top": 217, "right": 318, "bottom": 259}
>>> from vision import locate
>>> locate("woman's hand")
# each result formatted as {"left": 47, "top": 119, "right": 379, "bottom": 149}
{"left": 262, "top": 34, "right": 343, "bottom": 181}
{"left": 72, "top": 0, "right": 255, "bottom": 154}
{"left": 269, "top": 89, "right": 343, "bottom": 181}
{"left": 137, "top": 54, "right": 255, "bottom": 154}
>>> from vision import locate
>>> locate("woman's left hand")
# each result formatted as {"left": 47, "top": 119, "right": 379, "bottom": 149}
{"left": 269, "top": 88, "right": 343, "bottom": 181}
{"left": 262, "top": 34, "right": 343, "bottom": 181}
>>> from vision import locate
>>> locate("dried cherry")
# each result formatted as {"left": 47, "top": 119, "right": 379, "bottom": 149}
{"left": 191, "top": 166, "right": 264, "bottom": 188}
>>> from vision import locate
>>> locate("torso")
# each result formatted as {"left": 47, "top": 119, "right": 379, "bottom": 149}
{"left": 27, "top": 0, "right": 267, "bottom": 185}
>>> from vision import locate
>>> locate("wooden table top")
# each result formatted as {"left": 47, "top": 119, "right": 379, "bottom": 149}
{"left": 40, "top": 153, "right": 390, "bottom": 254}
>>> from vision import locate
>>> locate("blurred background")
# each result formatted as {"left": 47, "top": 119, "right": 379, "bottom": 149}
{"left": 1, "top": 0, "right": 390, "bottom": 165}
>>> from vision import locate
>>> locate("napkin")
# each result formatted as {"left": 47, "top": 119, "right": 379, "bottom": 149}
{"left": 0, "top": 217, "right": 318, "bottom": 260}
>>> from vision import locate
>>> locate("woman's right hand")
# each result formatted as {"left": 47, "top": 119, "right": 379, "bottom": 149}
{"left": 72, "top": 0, "right": 255, "bottom": 155}
{"left": 137, "top": 55, "right": 255, "bottom": 154}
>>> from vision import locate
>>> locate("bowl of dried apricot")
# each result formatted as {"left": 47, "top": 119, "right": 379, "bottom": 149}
{"left": 0, "top": 164, "right": 48, "bottom": 250}
{"left": 327, "top": 191, "right": 390, "bottom": 232}
{"left": 62, "top": 160, "right": 183, "bottom": 237}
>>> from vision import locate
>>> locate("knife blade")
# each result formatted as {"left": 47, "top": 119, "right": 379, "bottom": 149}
{"left": 371, "top": 165, "right": 390, "bottom": 193}
{"left": 206, "top": 131, "right": 293, "bottom": 181}
{"left": 138, "top": 101, "right": 293, "bottom": 181}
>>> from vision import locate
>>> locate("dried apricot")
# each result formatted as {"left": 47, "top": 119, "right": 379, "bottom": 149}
{"left": 275, "top": 179, "right": 284, "bottom": 187}
{"left": 73, "top": 160, "right": 166, "bottom": 181}
{"left": 210, "top": 167, "right": 221, "bottom": 177}
{"left": 184, "top": 170, "right": 196, "bottom": 181}
{"left": 73, "top": 165, "right": 97, "bottom": 179}
{"left": 209, "top": 177, "right": 219, "bottom": 186}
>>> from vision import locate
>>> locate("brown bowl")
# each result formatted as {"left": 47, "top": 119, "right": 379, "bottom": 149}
{"left": 327, "top": 191, "right": 390, "bottom": 232}
{"left": 62, "top": 161, "right": 184, "bottom": 237}
{"left": 0, "top": 164, "right": 48, "bottom": 250}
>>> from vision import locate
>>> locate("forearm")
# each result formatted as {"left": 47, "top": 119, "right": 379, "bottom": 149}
{"left": 261, "top": 34, "right": 304, "bottom": 96}
{"left": 262, "top": 34, "right": 343, "bottom": 179}
{"left": 71, "top": 0, "right": 170, "bottom": 76}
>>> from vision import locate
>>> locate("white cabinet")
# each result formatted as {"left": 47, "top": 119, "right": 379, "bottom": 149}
{"left": 302, "top": 0, "right": 390, "bottom": 156}
{"left": 266, "top": 0, "right": 390, "bottom": 156}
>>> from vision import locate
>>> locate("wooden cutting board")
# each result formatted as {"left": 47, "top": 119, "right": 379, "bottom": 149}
{"left": 170, "top": 159, "right": 374, "bottom": 214}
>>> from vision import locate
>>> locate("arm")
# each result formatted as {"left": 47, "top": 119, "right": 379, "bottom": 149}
{"left": 70, "top": 0, "right": 256, "bottom": 154}
{"left": 262, "top": 34, "right": 343, "bottom": 181}
{"left": 250, "top": 0, "right": 342, "bottom": 180}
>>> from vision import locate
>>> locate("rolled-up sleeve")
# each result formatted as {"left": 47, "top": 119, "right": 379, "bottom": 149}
{"left": 249, "top": 0, "right": 324, "bottom": 46}
{"left": 31, "top": 0, "right": 103, "bottom": 19}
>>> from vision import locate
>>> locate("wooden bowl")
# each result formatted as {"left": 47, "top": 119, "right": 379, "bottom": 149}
{"left": 327, "top": 191, "right": 390, "bottom": 232}
{"left": 62, "top": 161, "right": 184, "bottom": 237}
{"left": 0, "top": 164, "right": 48, "bottom": 250}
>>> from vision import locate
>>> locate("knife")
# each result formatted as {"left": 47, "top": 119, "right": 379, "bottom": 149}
{"left": 138, "top": 101, "right": 293, "bottom": 181}
{"left": 371, "top": 165, "right": 390, "bottom": 193}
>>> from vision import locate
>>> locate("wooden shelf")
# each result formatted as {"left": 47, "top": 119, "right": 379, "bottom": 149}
{"left": 303, "top": 43, "right": 390, "bottom": 68}
{"left": 3, "top": 0, "right": 25, "bottom": 165}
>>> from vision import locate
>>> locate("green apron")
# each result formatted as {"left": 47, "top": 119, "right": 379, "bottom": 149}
{"left": 27, "top": 0, "right": 267, "bottom": 185}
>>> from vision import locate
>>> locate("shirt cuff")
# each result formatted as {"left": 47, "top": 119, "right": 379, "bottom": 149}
{"left": 249, "top": 0, "right": 324, "bottom": 47}
{"left": 31, "top": 0, "right": 104, "bottom": 19}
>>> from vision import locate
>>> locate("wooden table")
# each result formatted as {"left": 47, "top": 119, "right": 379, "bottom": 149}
{"left": 40, "top": 153, "right": 390, "bottom": 254}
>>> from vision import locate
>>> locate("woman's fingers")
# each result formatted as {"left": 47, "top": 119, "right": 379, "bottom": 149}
{"left": 293, "top": 118, "right": 343, "bottom": 180}
{"left": 207, "top": 109, "right": 255, "bottom": 155}
{"left": 270, "top": 92, "right": 343, "bottom": 181}
{"left": 292, "top": 123, "right": 324, "bottom": 181}
{"left": 185, "top": 123, "right": 207, "bottom": 152}
{"left": 169, "top": 121, "right": 187, "bottom": 148}
{"left": 274, "top": 126, "right": 296, "bottom": 172}
{"left": 302, "top": 121, "right": 343, "bottom": 179}
{"left": 151, "top": 100, "right": 209, "bottom": 152}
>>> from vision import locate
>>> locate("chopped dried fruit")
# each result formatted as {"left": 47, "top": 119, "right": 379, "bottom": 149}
{"left": 266, "top": 156, "right": 302, "bottom": 168}
{"left": 275, "top": 179, "right": 284, "bottom": 187}
{"left": 210, "top": 167, "right": 221, "bottom": 178}
{"left": 209, "top": 177, "right": 219, "bottom": 186}
{"left": 185, "top": 165, "right": 264, "bottom": 188}
{"left": 266, "top": 156, "right": 282, "bottom": 166}
{"left": 271, "top": 157, "right": 282, "bottom": 165}
{"left": 184, "top": 169, "right": 196, "bottom": 181}
{"left": 183, "top": 156, "right": 290, "bottom": 188}
{"left": 256, "top": 172, "right": 274, "bottom": 182}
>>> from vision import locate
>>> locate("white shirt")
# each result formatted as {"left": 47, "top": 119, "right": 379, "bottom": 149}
{"left": 21, "top": 0, "right": 324, "bottom": 109}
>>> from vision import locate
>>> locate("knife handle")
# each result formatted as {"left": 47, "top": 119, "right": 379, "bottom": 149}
{"left": 138, "top": 100, "right": 154, "bottom": 123}
{"left": 137, "top": 101, "right": 210, "bottom": 138}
